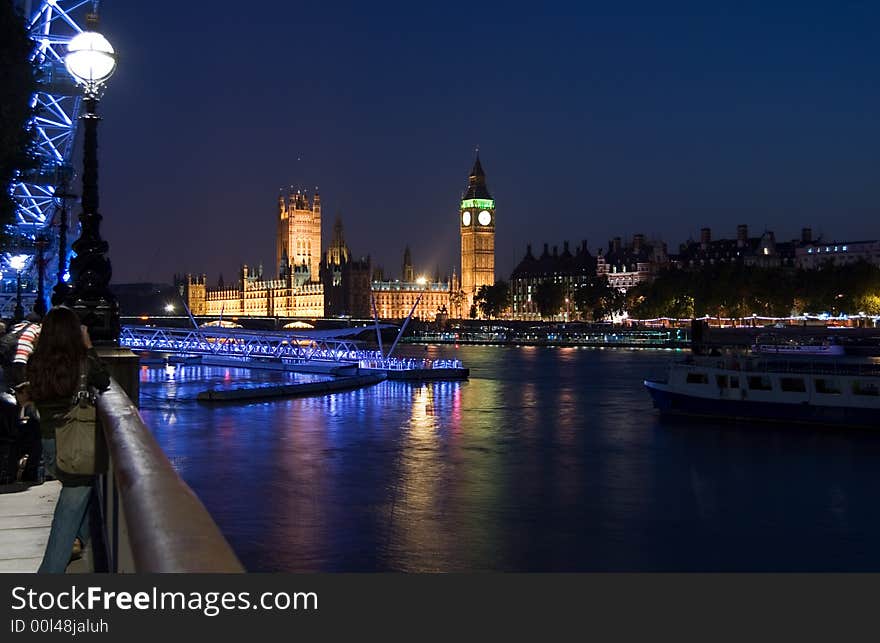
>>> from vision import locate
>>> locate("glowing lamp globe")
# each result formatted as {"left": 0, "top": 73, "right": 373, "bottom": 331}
{"left": 65, "top": 31, "right": 116, "bottom": 85}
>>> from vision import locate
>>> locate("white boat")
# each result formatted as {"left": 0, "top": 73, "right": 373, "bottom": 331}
{"left": 644, "top": 356, "right": 880, "bottom": 428}
{"left": 752, "top": 335, "right": 845, "bottom": 356}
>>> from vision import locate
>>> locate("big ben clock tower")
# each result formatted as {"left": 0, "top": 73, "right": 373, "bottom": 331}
{"left": 460, "top": 153, "right": 495, "bottom": 313}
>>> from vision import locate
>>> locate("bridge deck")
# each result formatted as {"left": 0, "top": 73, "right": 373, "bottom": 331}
{"left": 0, "top": 481, "right": 61, "bottom": 573}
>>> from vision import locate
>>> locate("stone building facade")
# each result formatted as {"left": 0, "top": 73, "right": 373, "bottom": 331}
{"left": 320, "top": 218, "right": 372, "bottom": 318}
{"left": 185, "top": 263, "right": 324, "bottom": 318}
{"left": 277, "top": 188, "right": 322, "bottom": 280}
{"left": 510, "top": 241, "right": 595, "bottom": 319}
{"left": 596, "top": 234, "right": 668, "bottom": 292}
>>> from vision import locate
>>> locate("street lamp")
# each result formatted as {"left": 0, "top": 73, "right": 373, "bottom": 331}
{"left": 63, "top": 18, "right": 119, "bottom": 344}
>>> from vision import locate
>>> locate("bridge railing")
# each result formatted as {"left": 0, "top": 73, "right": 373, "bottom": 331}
{"left": 96, "top": 379, "right": 244, "bottom": 573}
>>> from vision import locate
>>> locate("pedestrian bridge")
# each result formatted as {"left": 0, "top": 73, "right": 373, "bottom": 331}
{"left": 119, "top": 325, "right": 464, "bottom": 372}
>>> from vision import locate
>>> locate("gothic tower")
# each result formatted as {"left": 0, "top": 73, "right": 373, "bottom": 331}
{"left": 459, "top": 153, "right": 495, "bottom": 310}
{"left": 402, "top": 246, "right": 414, "bottom": 282}
{"left": 277, "top": 187, "right": 322, "bottom": 281}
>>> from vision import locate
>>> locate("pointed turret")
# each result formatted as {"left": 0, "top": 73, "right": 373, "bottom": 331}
{"left": 402, "top": 246, "right": 414, "bottom": 282}
{"left": 464, "top": 152, "right": 492, "bottom": 199}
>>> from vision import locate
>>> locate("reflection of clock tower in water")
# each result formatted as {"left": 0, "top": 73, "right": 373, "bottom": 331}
{"left": 460, "top": 153, "right": 495, "bottom": 310}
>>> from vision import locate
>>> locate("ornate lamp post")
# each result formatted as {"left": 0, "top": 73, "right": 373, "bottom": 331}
{"left": 33, "top": 235, "right": 48, "bottom": 318}
{"left": 51, "top": 186, "right": 75, "bottom": 306}
{"left": 63, "top": 20, "right": 119, "bottom": 343}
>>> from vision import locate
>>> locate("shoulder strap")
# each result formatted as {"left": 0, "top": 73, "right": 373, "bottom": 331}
{"left": 72, "top": 359, "right": 89, "bottom": 404}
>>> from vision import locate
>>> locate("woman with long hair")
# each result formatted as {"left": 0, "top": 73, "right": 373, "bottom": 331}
{"left": 27, "top": 306, "right": 109, "bottom": 573}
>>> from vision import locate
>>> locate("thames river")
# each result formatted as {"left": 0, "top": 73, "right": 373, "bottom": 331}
{"left": 139, "top": 346, "right": 880, "bottom": 571}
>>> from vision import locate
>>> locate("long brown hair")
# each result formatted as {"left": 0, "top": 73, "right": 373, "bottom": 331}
{"left": 27, "top": 306, "right": 87, "bottom": 401}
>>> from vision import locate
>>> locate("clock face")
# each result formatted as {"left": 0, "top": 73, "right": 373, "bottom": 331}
{"left": 462, "top": 211, "right": 471, "bottom": 226}
{"left": 478, "top": 210, "right": 492, "bottom": 226}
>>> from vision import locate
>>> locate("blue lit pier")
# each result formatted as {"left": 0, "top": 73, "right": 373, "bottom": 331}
{"left": 119, "top": 325, "right": 468, "bottom": 380}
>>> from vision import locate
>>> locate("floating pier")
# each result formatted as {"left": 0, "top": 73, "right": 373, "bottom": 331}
{"left": 196, "top": 372, "right": 388, "bottom": 402}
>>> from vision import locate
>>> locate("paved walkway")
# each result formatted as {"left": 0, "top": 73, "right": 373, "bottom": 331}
{"left": 0, "top": 481, "right": 61, "bottom": 573}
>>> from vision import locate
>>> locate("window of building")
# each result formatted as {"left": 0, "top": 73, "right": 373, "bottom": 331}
{"left": 815, "top": 379, "right": 841, "bottom": 395}
{"left": 780, "top": 377, "right": 806, "bottom": 393}
{"left": 730, "top": 376, "right": 740, "bottom": 389}
{"left": 715, "top": 375, "right": 729, "bottom": 388}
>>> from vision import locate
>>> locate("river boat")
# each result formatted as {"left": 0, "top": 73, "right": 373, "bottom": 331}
{"left": 644, "top": 355, "right": 880, "bottom": 428}
{"left": 751, "top": 334, "right": 845, "bottom": 356}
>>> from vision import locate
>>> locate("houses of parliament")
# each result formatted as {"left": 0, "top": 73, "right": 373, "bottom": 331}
{"left": 183, "top": 155, "right": 495, "bottom": 321}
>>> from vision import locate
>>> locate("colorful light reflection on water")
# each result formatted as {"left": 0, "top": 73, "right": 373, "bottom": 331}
{"left": 139, "top": 349, "right": 880, "bottom": 571}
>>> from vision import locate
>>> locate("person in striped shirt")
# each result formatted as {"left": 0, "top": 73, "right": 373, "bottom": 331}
{"left": 8, "top": 312, "right": 42, "bottom": 389}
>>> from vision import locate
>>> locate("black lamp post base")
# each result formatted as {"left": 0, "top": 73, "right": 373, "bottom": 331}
{"left": 69, "top": 296, "right": 120, "bottom": 346}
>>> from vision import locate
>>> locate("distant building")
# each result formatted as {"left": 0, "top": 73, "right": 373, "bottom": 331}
{"left": 277, "top": 188, "right": 322, "bottom": 280}
{"left": 510, "top": 241, "right": 595, "bottom": 319}
{"left": 459, "top": 154, "right": 495, "bottom": 311}
{"left": 371, "top": 247, "right": 451, "bottom": 320}
{"left": 673, "top": 225, "right": 801, "bottom": 270}
{"left": 796, "top": 238, "right": 880, "bottom": 270}
{"left": 183, "top": 185, "right": 326, "bottom": 318}
{"left": 184, "top": 263, "right": 324, "bottom": 318}
{"left": 596, "top": 234, "right": 667, "bottom": 291}
{"left": 320, "top": 217, "right": 371, "bottom": 318}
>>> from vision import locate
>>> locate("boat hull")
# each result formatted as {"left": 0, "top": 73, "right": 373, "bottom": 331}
{"left": 644, "top": 380, "right": 879, "bottom": 429}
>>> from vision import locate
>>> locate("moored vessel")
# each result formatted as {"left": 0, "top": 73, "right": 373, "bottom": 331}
{"left": 644, "top": 355, "right": 880, "bottom": 428}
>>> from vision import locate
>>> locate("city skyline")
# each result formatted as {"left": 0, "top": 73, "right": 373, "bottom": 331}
{"left": 92, "top": 1, "right": 880, "bottom": 284}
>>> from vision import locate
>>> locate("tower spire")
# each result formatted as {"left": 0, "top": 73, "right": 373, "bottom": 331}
{"left": 465, "top": 151, "right": 491, "bottom": 199}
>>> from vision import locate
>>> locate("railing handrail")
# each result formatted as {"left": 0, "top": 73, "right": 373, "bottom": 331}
{"left": 97, "top": 379, "right": 244, "bottom": 572}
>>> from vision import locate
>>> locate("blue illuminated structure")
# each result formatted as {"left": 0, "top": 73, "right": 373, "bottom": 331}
{"left": 119, "top": 326, "right": 466, "bottom": 377}
{"left": 4, "top": 1, "right": 97, "bottom": 316}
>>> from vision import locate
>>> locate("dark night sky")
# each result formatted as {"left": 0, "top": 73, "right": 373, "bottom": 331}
{"left": 94, "top": 1, "right": 880, "bottom": 285}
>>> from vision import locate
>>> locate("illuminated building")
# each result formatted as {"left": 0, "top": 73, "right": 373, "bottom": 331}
{"left": 277, "top": 188, "right": 322, "bottom": 280}
{"left": 182, "top": 185, "right": 325, "bottom": 318}
{"left": 184, "top": 263, "right": 324, "bottom": 318}
{"left": 796, "top": 237, "right": 880, "bottom": 270}
{"left": 459, "top": 154, "right": 495, "bottom": 312}
{"left": 371, "top": 248, "right": 452, "bottom": 320}
{"left": 596, "top": 234, "right": 668, "bottom": 292}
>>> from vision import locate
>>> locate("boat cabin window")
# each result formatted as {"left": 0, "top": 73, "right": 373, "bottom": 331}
{"left": 852, "top": 381, "right": 880, "bottom": 396}
{"left": 780, "top": 377, "right": 807, "bottom": 393}
{"left": 715, "top": 375, "right": 729, "bottom": 388}
{"left": 686, "top": 372, "right": 709, "bottom": 384}
{"left": 747, "top": 376, "right": 773, "bottom": 391}
{"left": 730, "top": 376, "right": 739, "bottom": 388}
{"left": 815, "top": 379, "right": 841, "bottom": 395}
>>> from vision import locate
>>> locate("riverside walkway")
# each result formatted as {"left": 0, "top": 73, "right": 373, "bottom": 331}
{"left": 0, "top": 481, "right": 61, "bottom": 572}
{"left": 0, "top": 375, "right": 243, "bottom": 574}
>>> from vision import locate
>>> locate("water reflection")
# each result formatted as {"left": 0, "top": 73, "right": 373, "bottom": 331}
{"left": 140, "top": 348, "right": 880, "bottom": 571}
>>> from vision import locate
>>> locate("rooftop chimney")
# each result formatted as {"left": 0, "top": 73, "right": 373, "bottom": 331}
{"left": 802, "top": 227, "right": 812, "bottom": 243}
{"left": 700, "top": 227, "right": 711, "bottom": 247}
{"left": 737, "top": 224, "right": 748, "bottom": 246}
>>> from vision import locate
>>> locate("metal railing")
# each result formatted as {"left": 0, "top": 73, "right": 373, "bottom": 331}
{"left": 96, "top": 379, "right": 244, "bottom": 572}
